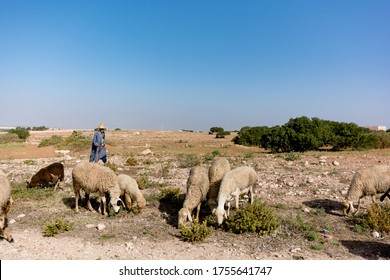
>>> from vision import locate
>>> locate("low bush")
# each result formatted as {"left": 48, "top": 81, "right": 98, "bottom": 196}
{"left": 177, "top": 154, "right": 201, "bottom": 168}
{"left": 43, "top": 219, "right": 71, "bottom": 237}
{"left": 105, "top": 161, "right": 118, "bottom": 172}
{"left": 125, "top": 156, "right": 138, "bottom": 166}
{"left": 224, "top": 200, "right": 280, "bottom": 235}
{"left": 355, "top": 204, "right": 390, "bottom": 233}
{"left": 180, "top": 220, "right": 213, "bottom": 242}
{"left": 159, "top": 187, "right": 182, "bottom": 208}
{"left": 0, "top": 133, "right": 20, "bottom": 144}
{"left": 38, "top": 135, "right": 64, "bottom": 147}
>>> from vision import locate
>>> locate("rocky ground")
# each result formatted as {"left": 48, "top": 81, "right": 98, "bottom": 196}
{"left": 0, "top": 130, "right": 389, "bottom": 260}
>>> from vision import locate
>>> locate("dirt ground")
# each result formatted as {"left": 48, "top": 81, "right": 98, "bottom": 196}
{"left": 0, "top": 129, "right": 389, "bottom": 260}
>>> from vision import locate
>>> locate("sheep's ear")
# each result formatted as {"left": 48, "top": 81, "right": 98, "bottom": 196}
{"left": 223, "top": 210, "right": 227, "bottom": 219}
{"left": 26, "top": 181, "right": 31, "bottom": 188}
{"left": 212, "top": 208, "right": 216, "bottom": 214}
{"left": 187, "top": 213, "right": 193, "bottom": 222}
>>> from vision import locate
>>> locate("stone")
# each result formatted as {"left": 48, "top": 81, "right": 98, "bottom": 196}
{"left": 371, "top": 231, "right": 381, "bottom": 238}
{"left": 97, "top": 224, "right": 106, "bottom": 231}
{"left": 332, "top": 161, "right": 340, "bottom": 166}
{"left": 86, "top": 224, "right": 96, "bottom": 229}
{"left": 141, "top": 149, "right": 153, "bottom": 155}
{"left": 17, "top": 214, "right": 26, "bottom": 219}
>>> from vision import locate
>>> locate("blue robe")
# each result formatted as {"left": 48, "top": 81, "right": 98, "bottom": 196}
{"left": 89, "top": 130, "right": 107, "bottom": 162}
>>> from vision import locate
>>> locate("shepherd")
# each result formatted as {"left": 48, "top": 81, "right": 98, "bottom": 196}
{"left": 89, "top": 123, "right": 107, "bottom": 163}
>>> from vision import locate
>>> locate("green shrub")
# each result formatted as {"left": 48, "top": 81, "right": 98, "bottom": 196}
{"left": 159, "top": 187, "right": 182, "bottom": 208}
{"left": 306, "top": 231, "right": 319, "bottom": 241}
{"left": 216, "top": 131, "right": 230, "bottom": 138}
{"left": 8, "top": 128, "right": 30, "bottom": 140}
{"left": 224, "top": 200, "right": 279, "bottom": 235}
{"left": 105, "top": 161, "right": 118, "bottom": 172}
{"left": 23, "top": 159, "right": 36, "bottom": 165}
{"left": 210, "top": 127, "right": 224, "bottom": 133}
{"left": 0, "top": 133, "right": 20, "bottom": 144}
{"left": 177, "top": 154, "right": 201, "bottom": 168}
{"left": 204, "top": 150, "right": 222, "bottom": 161}
{"left": 180, "top": 220, "right": 213, "bottom": 242}
{"left": 58, "top": 131, "right": 90, "bottom": 151}
{"left": 38, "top": 135, "right": 64, "bottom": 147}
{"left": 355, "top": 204, "right": 390, "bottom": 233}
{"left": 43, "top": 219, "right": 71, "bottom": 237}
{"left": 136, "top": 174, "right": 160, "bottom": 189}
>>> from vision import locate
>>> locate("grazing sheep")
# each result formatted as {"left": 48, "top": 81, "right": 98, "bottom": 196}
{"left": 0, "top": 170, "right": 13, "bottom": 243}
{"left": 207, "top": 157, "right": 231, "bottom": 211}
{"left": 342, "top": 165, "right": 390, "bottom": 215}
{"left": 178, "top": 166, "right": 210, "bottom": 228}
{"left": 72, "top": 162, "right": 123, "bottom": 215}
{"left": 380, "top": 187, "right": 390, "bottom": 202}
{"left": 118, "top": 174, "right": 146, "bottom": 210}
{"left": 213, "top": 166, "right": 257, "bottom": 225}
{"left": 26, "top": 162, "right": 64, "bottom": 191}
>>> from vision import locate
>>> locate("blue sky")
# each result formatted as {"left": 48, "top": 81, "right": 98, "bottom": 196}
{"left": 0, "top": 0, "right": 389, "bottom": 131}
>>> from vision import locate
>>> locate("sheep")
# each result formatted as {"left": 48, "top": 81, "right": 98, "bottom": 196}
{"left": 342, "top": 165, "right": 390, "bottom": 215}
{"left": 207, "top": 157, "right": 231, "bottom": 211}
{"left": 380, "top": 187, "right": 390, "bottom": 202}
{"left": 118, "top": 174, "right": 146, "bottom": 211}
{"left": 26, "top": 162, "right": 64, "bottom": 191}
{"left": 72, "top": 161, "right": 123, "bottom": 215}
{"left": 0, "top": 170, "right": 13, "bottom": 243}
{"left": 178, "top": 166, "right": 210, "bottom": 228}
{"left": 213, "top": 166, "right": 257, "bottom": 225}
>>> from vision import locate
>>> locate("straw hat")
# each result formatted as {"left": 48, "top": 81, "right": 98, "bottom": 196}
{"left": 97, "top": 123, "right": 106, "bottom": 130}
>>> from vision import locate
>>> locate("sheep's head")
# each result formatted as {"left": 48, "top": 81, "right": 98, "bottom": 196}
{"left": 178, "top": 208, "right": 192, "bottom": 228}
{"left": 137, "top": 197, "right": 147, "bottom": 209}
{"left": 212, "top": 208, "right": 227, "bottom": 226}
{"left": 342, "top": 201, "right": 354, "bottom": 216}
{"left": 110, "top": 197, "right": 125, "bottom": 213}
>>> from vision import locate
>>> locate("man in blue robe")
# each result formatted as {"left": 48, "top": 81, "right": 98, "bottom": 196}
{"left": 89, "top": 123, "right": 107, "bottom": 163}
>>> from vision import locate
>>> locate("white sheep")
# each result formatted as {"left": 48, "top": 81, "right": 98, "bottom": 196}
{"left": 0, "top": 170, "right": 13, "bottom": 242}
{"left": 342, "top": 165, "right": 390, "bottom": 215}
{"left": 72, "top": 162, "right": 123, "bottom": 215}
{"left": 178, "top": 166, "right": 210, "bottom": 228}
{"left": 207, "top": 157, "right": 231, "bottom": 211}
{"left": 213, "top": 166, "right": 257, "bottom": 225}
{"left": 118, "top": 174, "right": 146, "bottom": 210}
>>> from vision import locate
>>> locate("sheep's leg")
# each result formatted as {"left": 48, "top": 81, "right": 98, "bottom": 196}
{"left": 100, "top": 195, "right": 107, "bottom": 215}
{"left": 195, "top": 203, "right": 201, "bottom": 222}
{"left": 53, "top": 180, "right": 60, "bottom": 191}
{"left": 85, "top": 193, "right": 95, "bottom": 212}
{"left": 235, "top": 194, "right": 239, "bottom": 209}
{"left": 74, "top": 190, "right": 80, "bottom": 213}
{"left": 124, "top": 193, "right": 132, "bottom": 210}
{"left": 249, "top": 186, "right": 253, "bottom": 205}
{"left": 371, "top": 195, "right": 377, "bottom": 205}
{"left": 227, "top": 201, "right": 231, "bottom": 217}
{"left": 355, "top": 198, "right": 362, "bottom": 214}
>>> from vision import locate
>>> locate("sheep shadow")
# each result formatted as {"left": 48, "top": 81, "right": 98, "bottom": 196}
{"left": 157, "top": 193, "right": 186, "bottom": 227}
{"left": 340, "top": 240, "right": 390, "bottom": 260}
{"left": 157, "top": 194, "right": 212, "bottom": 228}
{"left": 302, "top": 199, "right": 344, "bottom": 216}
{"left": 62, "top": 195, "right": 102, "bottom": 212}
